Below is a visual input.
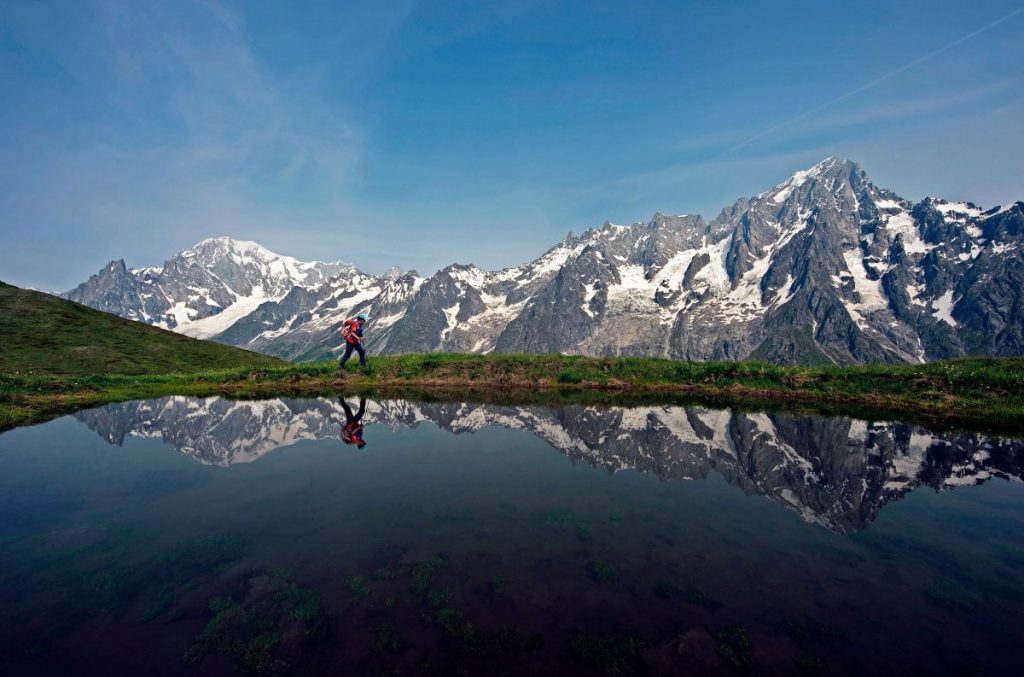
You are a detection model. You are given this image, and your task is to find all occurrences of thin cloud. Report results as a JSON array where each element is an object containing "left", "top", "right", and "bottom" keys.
[
  {"left": 571, "top": 146, "right": 836, "bottom": 210},
  {"left": 672, "top": 79, "right": 1017, "bottom": 157},
  {"left": 727, "top": 5, "right": 1024, "bottom": 153},
  {"left": 1, "top": 0, "right": 365, "bottom": 285},
  {"left": 784, "top": 79, "right": 1022, "bottom": 136}
]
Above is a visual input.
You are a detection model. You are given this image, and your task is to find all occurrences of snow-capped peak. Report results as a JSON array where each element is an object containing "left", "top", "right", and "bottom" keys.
[
  {"left": 184, "top": 236, "right": 330, "bottom": 267},
  {"left": 925, "top": 199, "right": 983, "bottom": 219},
  {"left": 64, "top": 157, "right": 1023, "bottom": 365},
  {"left": 764, "top": 157, "right": 852, "bottom": 205},
  {"left": 176, "top": 236, "right": 358, "bottom": 289}
]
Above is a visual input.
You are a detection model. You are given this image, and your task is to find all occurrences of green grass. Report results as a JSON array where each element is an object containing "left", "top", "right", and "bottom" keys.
[
  {"left": 1, "top": 288, "right": 1023, "bottom": 435},
  {"left": 2, "top": 353, "right": 1024, "bottom": 433},
  {"left": 0, "top": 280, "right": 283, "bottom": 376}
]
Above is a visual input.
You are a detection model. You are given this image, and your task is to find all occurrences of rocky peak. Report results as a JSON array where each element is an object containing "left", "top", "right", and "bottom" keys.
[
  {"left": 648, "top": 212, "right": 703, "bottom": 230},
  {"left": 63, "top": 259, "right": 143, "bottom": 319},
  {"left": 980, "top": 201, "right": 1024, "bottom": 240},
  {"left": 106, "top": 259, "right": 130, "bottom": 275},
  {"left": 61, "top": 158, "right": 1024, "bottom": 365}
]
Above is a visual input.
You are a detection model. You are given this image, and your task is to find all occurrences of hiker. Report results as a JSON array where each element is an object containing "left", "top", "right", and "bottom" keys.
[
  {"left": 339, "top": 313, "right": 368, "bottom": 367},
  {"left": 340, "top": 396, "right": 367, "bottom": 449}
]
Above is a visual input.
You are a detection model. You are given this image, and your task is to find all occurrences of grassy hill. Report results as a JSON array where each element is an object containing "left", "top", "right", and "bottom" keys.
[{"left": 0, "top": 281, "right": 284, "bottom": 375}]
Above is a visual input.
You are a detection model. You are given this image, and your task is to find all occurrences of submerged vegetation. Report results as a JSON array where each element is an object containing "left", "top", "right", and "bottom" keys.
[
  {"left": 2, "top": 353, "right": 1023, "bottom": 433},
  {"left": 567, "top": 632, "right": 647, "bottom": 676},
  {"left": 340, "top": 553, "right": 547, "bottom": 673},
  {"left": 184, "top": 570, "right": 330, "bottom": 674}
]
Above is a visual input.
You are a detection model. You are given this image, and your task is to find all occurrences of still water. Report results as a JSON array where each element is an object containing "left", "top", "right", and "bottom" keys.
[{"left": 1, "top": 396, "right": 1023, "bottom": 676}]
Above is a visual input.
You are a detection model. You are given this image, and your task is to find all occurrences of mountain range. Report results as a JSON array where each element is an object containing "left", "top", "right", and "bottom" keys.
[
  {"left": 75, "top": 396, "right": 1024, "bottom": 534},
  {"left": 63, "top": 158, "right": 1024, "bottom": 364}
]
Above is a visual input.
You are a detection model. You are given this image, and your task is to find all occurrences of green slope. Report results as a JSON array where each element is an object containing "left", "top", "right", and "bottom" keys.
[{"left": 0, "top": 280, "right": 285, "bottom": 375}]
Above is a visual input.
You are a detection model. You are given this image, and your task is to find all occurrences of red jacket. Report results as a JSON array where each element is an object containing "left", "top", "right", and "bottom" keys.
[{"left": 343, "top": 319, "right": 363, "bottom": 345}]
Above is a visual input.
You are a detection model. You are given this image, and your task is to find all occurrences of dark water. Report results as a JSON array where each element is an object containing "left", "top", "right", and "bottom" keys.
[{"left": 1, "top": 397, "right": 1023, "bottom": 676}]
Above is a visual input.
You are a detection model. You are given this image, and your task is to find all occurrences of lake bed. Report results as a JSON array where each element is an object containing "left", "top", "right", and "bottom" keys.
[{"left": 1, "top": 396, "right": 1022, "bottom": 675}]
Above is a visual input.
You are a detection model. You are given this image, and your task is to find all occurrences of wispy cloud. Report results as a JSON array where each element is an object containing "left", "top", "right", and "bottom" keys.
[
  {"left": 586, "top": 75, "right": 1021, "bottom": 219},
  {"left": 0, "top": 0, "right": 367, "bottom": 285},
  {"left": 2, "top": 1, "right": 1021, "bottom": 289},
  {"left": 91, "top": 0, "right": 360, "bottom": 200},
  {"left": 727, "top": 5, "right": 1024, "bottom": 153},
  {"left": 569, "top": 146, "right": 837, "bottom": 218},
  {"left": 670, "top": 78, "right": 1017, "bottom": 157}
]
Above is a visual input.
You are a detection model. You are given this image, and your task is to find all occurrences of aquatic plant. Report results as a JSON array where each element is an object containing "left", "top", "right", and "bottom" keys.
[
  {"left": 783, "top": 615, "right": 845, "bottom": 644},
  {"left": 567, "top": 632, "right": 646, "bottom": 677},
  {"left": 409, "top": 555, "right": 448, "bottom": 595},
  {"left": 428, "top": 588, "right": 453, "bottom": 608},
  {"left": 436, "top": 607, "right": 476, "bottom": 643},
  {"left": 346, "top": 575, "right": 370, "bottom": 600},
  {"left": 287, "top": 587, "right": 323, "bottom": 624},
  {"left": 372, "top": 565, "right": 406, "bottom": 580},
  {"left": 795, "top": 655, "right": 825, "bottom": 675},
  {"left": 79, "top": 566, "right": 146, "bottom": 614},
  {"left": 185, "top": 571, "right": 329, "bottom": 673},
  {"left": 468, "top": 626, "right": 544, "bottom": 664},
  {"left": 681, "top": 586, "right": 721, "bottom": 610},
  {"left": 141, "top": 586, "right": 176, "bottom": 621},
  {"left": 715, "top": 626, "right": 753, "bottom": 670},
  {"left": 585, "top": 560, "right": 619, "bottom": 584},
  {"left": 544, "top": 509, "right": 575, "bottom": 525},
  {"left": 924, "top": 578, "right": 982, "bottom": 612},
  {"left": 185, "top": 595, "right": 282, "bottom": 673},
  {"left": 162, "top": 534, "right": 246, "bottom": 577},
  {"left": 372, "top": 622, "right": 402, "bottom": 653}
]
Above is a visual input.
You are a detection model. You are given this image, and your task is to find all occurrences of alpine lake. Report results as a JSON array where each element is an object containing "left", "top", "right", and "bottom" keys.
[{"left": 1, "top": 395, "right": 1023, "bottom": 676}]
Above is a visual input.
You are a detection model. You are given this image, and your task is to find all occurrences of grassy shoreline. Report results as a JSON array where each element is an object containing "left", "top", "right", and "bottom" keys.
[{"left": 2, "top": 354, "right": 1023, "bottom": 434}]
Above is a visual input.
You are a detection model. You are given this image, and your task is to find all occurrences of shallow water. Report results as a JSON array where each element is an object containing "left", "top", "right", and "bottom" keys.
[{"left": 1, "top": 396, "right": 1023, "bottom": 675}]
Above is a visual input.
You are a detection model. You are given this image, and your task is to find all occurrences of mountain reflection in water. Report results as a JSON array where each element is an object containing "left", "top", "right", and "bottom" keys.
[
  {"left": 3, "top": 395, "right": 1024, "bottom": 676},
  {"left": 74, "top": 396, "right": 1024, "bottom": 534}
]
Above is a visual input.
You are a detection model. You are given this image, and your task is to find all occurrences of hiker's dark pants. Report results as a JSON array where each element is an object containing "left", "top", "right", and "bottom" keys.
[
  {"left": 341, "top": 397, "right": 366, "bottom": 423},
  {"left": 339, "top": 341, "right": 366, "bottom": 366}
]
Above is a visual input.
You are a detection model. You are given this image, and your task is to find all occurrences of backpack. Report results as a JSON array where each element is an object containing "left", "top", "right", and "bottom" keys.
[{"left": 341, "top": 319, "right": 357, "bottom": 341}]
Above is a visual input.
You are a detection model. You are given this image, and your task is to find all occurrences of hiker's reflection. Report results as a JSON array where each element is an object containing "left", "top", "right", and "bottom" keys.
[{"left": 340, "top": 397, "right": 367, "bottom": 450}]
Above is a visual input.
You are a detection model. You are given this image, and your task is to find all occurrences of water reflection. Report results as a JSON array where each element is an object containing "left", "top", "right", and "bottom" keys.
[
  {"left": 4, "top": 397, "right": 1024, "bottom": 675},
  {"left": 74, "top": 397, "right": 1024, "bottom": 533},
  {"left": 339, "top": 397, "right": 368, "bottom": 450}
]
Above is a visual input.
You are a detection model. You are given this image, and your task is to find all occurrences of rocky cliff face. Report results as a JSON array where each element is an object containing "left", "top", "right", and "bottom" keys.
[
  {"left": 75, "top": 396, "right": 1024, "bottom": 534},
  {"left": 64, "top": 159, "right": 1024, "bottom": 364}
]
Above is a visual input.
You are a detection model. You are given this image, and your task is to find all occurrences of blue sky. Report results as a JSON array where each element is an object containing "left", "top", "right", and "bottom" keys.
[{"left": 1, "top": 0, "right": 1022, "bottom": 290}]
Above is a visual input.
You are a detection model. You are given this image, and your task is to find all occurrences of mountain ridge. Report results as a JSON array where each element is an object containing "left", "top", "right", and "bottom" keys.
[{"left": 62, "top": 158, "right": 1024, "bottom": 365}]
